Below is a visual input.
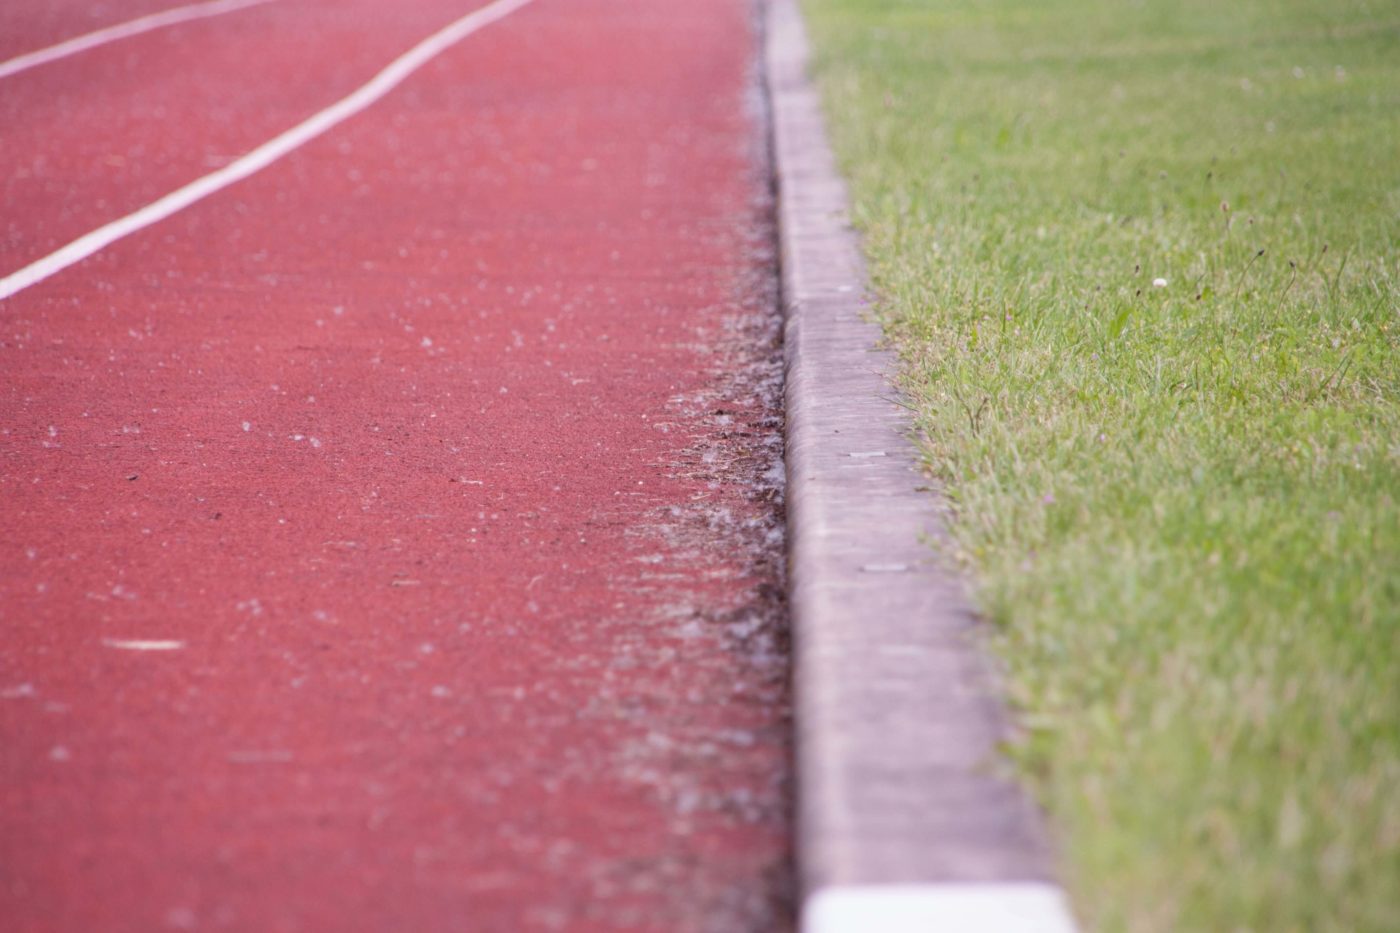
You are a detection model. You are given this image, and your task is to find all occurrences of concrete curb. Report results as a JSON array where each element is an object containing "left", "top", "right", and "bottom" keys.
[{"left": 763, "top": 0, "right": 1081, "bottom": 929}]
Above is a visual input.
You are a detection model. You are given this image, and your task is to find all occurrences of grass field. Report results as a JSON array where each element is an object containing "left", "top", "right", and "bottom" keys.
[{"left": 800, "top": 0, "right": 1400, "bottom": 928}]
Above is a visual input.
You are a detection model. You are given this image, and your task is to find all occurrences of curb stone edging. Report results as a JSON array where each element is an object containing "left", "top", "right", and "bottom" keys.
[{"left": 763, "top": 0, "right": 1081, "bottom": 929}]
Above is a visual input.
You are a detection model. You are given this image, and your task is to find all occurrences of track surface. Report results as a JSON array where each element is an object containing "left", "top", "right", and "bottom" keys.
[{"left": 0, "top": 1, "right": 791, "bottom": 930}]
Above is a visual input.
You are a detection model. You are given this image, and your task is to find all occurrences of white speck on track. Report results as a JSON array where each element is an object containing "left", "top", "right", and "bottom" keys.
[
  {"left": 0, "top": 0, "right": 279, "bottom": 82},
  {"left": 0, "top": 0, "right": 537, "bottom": 302},
  {"left": 101, "top": 638, "right": 185, "bottom": 651}
]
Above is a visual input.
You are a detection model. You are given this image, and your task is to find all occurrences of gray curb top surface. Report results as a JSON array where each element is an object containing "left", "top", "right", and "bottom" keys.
[{"left": 765, "top": 0, "right": 1060, "bottom": 894}]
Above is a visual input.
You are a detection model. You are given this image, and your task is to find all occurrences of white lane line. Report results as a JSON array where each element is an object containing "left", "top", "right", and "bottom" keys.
[
  {"left": 0, "top": 0, "right": 537, "bottom": 302},
  {"left": 102, "top": 638, "right": 186, "bottom": 651},
  {"left": 0, "top": 0, "right": 278, "bottom": 82},
  {"left": 804, "top": 884, "right": 1080, "bottom": 933}
]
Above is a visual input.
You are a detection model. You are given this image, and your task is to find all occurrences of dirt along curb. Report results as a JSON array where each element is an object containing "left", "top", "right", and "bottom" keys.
[{"left": 764, "top": 0, "right": 1081, "bottom": 929}]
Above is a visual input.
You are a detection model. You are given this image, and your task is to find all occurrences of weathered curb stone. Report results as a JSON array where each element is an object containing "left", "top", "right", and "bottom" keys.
[{"left": 763, "top": 0, "right": 1080, "bottom": 928}]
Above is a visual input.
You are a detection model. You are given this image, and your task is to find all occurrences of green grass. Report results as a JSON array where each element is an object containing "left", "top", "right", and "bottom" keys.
[{"left": 800, "top": 0, "right": 1400, "bottom": 928}]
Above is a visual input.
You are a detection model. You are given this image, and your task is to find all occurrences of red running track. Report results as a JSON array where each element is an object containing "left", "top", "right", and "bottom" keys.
[{"left": 0, "top": 1, "right": 791, "bottom": 930}]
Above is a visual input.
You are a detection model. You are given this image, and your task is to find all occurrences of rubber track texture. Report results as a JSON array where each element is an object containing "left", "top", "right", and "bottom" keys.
[{"left": 1, "top": 0, "right": 792, "bottom": 929}]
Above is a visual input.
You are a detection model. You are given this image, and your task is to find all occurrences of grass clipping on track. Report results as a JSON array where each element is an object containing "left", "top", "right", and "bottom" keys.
[{"left": 803, "top": 0, "right": 1400, "bottom": 929}]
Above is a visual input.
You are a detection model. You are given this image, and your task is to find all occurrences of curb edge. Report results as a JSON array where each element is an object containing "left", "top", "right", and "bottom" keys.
[{"left": 762, "top": 1, "right": 1081, "bottom": 929}]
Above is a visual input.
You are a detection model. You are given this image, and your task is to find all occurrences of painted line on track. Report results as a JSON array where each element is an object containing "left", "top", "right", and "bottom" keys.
[
  {"left": 805, "top": 885, "right": 1078, "bottom": 933},
  {"left": 0, "top": 0, "right": 536, "bottom": 303},
  {"left": 0, "top": 0, "right": 279, "bottom": 82},
  {"left": 101, "top": 639, "right": 186, "bottom": 651}
]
